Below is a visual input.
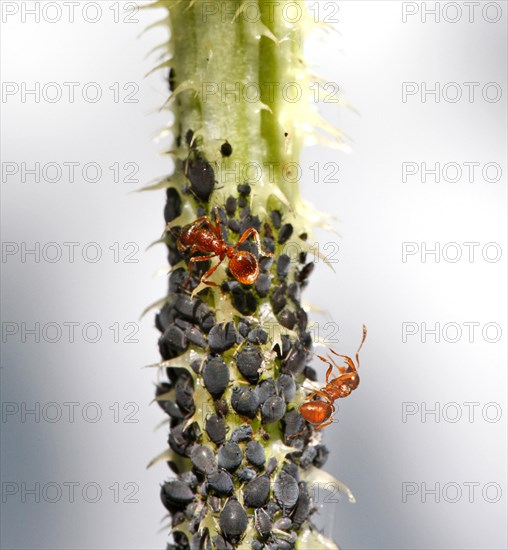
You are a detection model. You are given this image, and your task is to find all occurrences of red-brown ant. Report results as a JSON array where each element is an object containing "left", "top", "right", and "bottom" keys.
[
  {"left": 177, "top": 208, "right": 273, "bottom": 288},
  {"left": 299, "top": 325, "right": 367, "bottom": 431}
]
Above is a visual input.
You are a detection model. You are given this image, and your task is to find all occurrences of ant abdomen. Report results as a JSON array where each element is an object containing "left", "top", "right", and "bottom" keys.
[{"left": 229, "top": 251, "right": 259, "bottom": 285}]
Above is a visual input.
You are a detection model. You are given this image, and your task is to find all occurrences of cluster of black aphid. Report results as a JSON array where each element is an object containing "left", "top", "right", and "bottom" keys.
[{"left": 155, "top": 130, "right": 331, "bottom": 549}]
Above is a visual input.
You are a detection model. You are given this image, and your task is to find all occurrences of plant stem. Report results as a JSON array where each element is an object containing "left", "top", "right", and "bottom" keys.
[{"left": 146, "top": 1, "right": 347, "bottom": 548}]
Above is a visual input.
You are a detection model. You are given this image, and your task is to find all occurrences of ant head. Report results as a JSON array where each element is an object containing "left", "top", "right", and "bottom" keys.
[
  {"left": 178, "top": 223, "right": 197, "bottom": 246},
  {"left": 344, "top": 373, "right": 360, "bottom": 392},
  {"left": 229, "top": 250, "right": 259, "bottom": 285}
]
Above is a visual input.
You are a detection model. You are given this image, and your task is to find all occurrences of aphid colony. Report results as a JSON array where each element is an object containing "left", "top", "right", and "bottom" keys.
[{"left": 157, "top": 131, "right": 367, "bottom": 549}]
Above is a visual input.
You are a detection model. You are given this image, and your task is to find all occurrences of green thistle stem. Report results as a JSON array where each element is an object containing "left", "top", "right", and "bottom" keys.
[{"left": 145, "top": 1, "right": 349, "bottom": 548}]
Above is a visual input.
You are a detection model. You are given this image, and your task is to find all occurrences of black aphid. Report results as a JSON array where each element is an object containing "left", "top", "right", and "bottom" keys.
[
  {"left": 218, "top": 442, "right": 243, "bottom": 472},
  {"left": 254, "top": 273, "right": 271, "bottom": 297},
  {"left": 230, "top": 386, "right": 260, "bottom": 419},
  {"left": 292, "top": 482, "right": 312, "bottom": 528},
  {"left": 212, "top": 534, "right": 233, "bottom": 550},
  {"left": 219, "top": 498, "right": 248, "bottom": 543},
  {"left": 313, "top": 445, "right": 330, "bottom": 468},
  {"left": 221, "top": 142, "right": 233, "bottom": 157},
  {"left": 261, "top": 395, "right": 286, "bottom": 424},
  {"left": 281, "top": 344, "right": 307, "bottom": 376},
  {"left": 159, "top": 325, "right": 188, "bottom": 359},
  {"left": 205, "top": 414, "right": 226, "bottom": 446},
  {"left": 254, "top": 508, "right": 272, "bottom": 540},
  {"left": 164, "top": 188, "right": 182, "bottom": 223},
  {"left": 299, "top": 445, "right": 317, "bottom": 469},
  {"left": 230, "top": 424, "right": 253, "bottom": 443},
  {"left": 207, "top": 469, "right": 234, "bottom": 496},
  {"left": 247, "top": 327, "right": 268, "bottom": 345},
  {"left": 168, "top": 67, "right": 176, "bottom": 91},
  {"left": 237, "top": 183, "right": 251, "bottom": 196},
  {"left": 168, "top": 423, "right": 194, "bottom": 457},
  {"left": 270, "top": 284, "right": 287, "bottom": 314},
  {"left": 270, "top": 210, "right": 282, "bottom": 229},
  {"left": 274, "top": 471, "right": 299, "bottom": 510},
  {"left": 225, "top": 195, "right": 237, "bottom": 216},
  {"left": 190, "top": 445, "right": 218, "bottom": 475},
  {"left": 236, "top": 468, "right": 257, "bottom": 483},
  {"left": 245, "top": 440, "right": 266, "bottom": 469},
  {"left": 202, "top": 356, "right": 229, "bottom": 398},
  {"left": 277, "top": 223, "right": 293, "bottom": 244},
  {"left": 243, "top": 475, "right": 270, "bottom": 508},
  {"left": 266, "top": 457, "right": 278, "bottom": 476},
  {"left": 277, "top": 374, "right": 296, "bottom": 403},
  {"left": 255, "top": 378, "right": 276, "bottom": 405},
  {"left": 185, "top": 326, "right": 207, "bottom": 348},
  {"left": 276, "top": 254, "right": 291, "bottom": 279},
  {"left": 161, "top": 480, "right": 195, "bottom": 511},
  {"left": 175, "top": 375, "right": 195, "bottom": 414},
  {"left": 277, "top": 308, "right": 297, "bottom": 330},
  {"left": 187, "top": 157, "right": 215, "bottom": 202},
  {"left": 273, "top": 517, "right": 292, "bottom": 531},
  {"left": 236, "top": 467, "right": 257, "bottom": 483},
  {"left": 208, "top": 322, "right": 239, "bottom": 353},
  {"left": 282, "top": 461, "right": 300, "bottom": 482},
  {"left": 235, "top": 344, "right": 263, "bottom": 384},
  {"left": 179, "top": 471, "right": 198, "bottom": 490}
]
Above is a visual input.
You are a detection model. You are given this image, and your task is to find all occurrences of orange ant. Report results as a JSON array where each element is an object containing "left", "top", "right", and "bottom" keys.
[
  {"left": 299, "top": 325, "right": 367, "bottom": 431},
  {"left": 177, "top": 208, "right": 273, "bottom": 288}
]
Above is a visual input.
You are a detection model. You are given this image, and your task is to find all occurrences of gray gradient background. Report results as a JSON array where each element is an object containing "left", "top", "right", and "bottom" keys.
[{"left": 0, "top": 1, "right": 506, "bottom": 549}]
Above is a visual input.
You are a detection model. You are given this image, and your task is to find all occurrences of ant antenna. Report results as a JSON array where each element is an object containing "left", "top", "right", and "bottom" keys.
[{"left": 355, "top": 325, "right": 367, "bottom": 370}]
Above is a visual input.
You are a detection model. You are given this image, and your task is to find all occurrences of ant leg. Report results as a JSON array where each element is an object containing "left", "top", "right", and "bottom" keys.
[
  {"left": 190, "top": 243, "right": 213, "bottom": 255},
  {"left": 173, "top": 216, "right": 212, "bottom": 239},
  {"left": 198, "top": 256, "right": 226, "bottom": 288},
  {"left": 306, "top": 388, "right": 331, "bottom": 402},
  {"left": 211, "top": 207, "right": 224, "bottom": 239},
  {"left": 235, "top": 227, "right": 274, "bottom": 257},
  {"left": 189, "top": 254, "right": 217, "bottom": 263},
  {"left": 314, "top": 417, "right": 335, "bottom": 431},
  {"left": 182, "top": 254, "right": 217, "bottom": 289},
  {"left": 304, "top": 391, "right": 318, "bottom": 402},
  {"left": 194, "top": 217, "right": 217, "bottom": 234},
  {"left": 288, "top": 427, "right": 311, "bottom": 440}
]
